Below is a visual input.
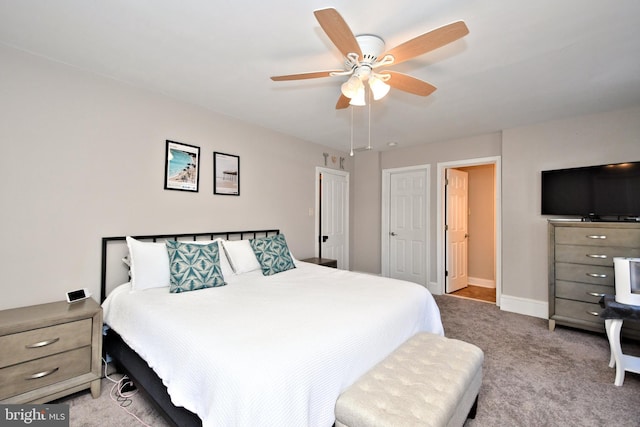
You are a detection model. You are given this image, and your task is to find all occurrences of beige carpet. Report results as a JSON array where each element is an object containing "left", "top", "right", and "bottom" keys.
[
  {"left": 61, "top": 376, "right": 170, "bottom": 427},
  {"left": 57, "top": 295, "right": 640, "bottom": 426},
  {"left": 437, "top": 295, "right": 640, "bottom": 427}
]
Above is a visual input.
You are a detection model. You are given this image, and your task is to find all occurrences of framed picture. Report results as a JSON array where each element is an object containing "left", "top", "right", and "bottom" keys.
[
  {"left": 214, "top": 152, "right": 240, "bottom": 195},
  {"left": 164, "top": 140, "right": 200, "bottom": 192}
]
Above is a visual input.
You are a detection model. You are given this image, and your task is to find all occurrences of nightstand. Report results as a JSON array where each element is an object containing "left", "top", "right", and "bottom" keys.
[
  {"left": 301, "top": 257, "right": 338, "bottom": 268},
  {"left": 0, "top": 298, "right": 102, "bottom": 403}
]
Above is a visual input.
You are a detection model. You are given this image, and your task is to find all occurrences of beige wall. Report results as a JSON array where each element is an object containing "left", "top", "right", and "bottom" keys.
[
  {"left": 366, "top": 107, "right": 640, "bottom": 314},
  {"left": 502, "top": 106, "right": 640, "bottom": 303},
  {"left": 2, "top": 43, "right": 640, "bottom": 317},
  {"left": 352, "top": 150, "right": 381, "bottom": 273},
  {"left": 0, "top": 45, "right": 351, "bottom": 310},
  {"left": 459, "top": 164, "right": 495, "bottom": 285},
  {"left": 378, "top": 133, "right": 503, "bottom": 284}
]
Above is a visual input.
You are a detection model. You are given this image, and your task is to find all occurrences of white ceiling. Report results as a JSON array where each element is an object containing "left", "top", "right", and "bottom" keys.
[{"left": 1, "top": 0, "right": 639, "bottom": 152}]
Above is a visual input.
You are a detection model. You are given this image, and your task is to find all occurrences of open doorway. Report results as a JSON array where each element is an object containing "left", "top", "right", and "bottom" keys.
[{"left": 437, "top": 157, "right": 501, "bottom": 305}]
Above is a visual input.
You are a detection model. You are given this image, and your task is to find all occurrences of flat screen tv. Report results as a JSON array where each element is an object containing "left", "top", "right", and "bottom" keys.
[{"left": 541, "top": 161, "right": 640, "bottom": 219}]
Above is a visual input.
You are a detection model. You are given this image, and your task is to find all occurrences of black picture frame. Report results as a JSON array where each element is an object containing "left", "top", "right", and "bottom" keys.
[
  {"left": 164, "top": 140, "right": 200, "bottom": 192},
  {"left": 213, "top": 152, "right": 240, "bottom": 196}
]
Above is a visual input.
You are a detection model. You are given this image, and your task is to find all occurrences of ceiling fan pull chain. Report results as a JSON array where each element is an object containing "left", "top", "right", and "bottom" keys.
[
  {"left": 367, "top": 88, "right": 372, "bottom": 150},
  {"left": 350, "top": 105, "right": 354, "bottom": 157}
]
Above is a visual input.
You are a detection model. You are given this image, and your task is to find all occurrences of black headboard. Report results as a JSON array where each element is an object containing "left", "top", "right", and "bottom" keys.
[{"left": 100, "top": 229, "right": 279, "bottom": 302}]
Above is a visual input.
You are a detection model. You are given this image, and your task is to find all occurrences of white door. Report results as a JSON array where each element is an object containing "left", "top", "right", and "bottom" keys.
[
  {"left": 388, "top": 169, "right": 427, "bottom": 285},
  {"left": 446, "top": 168, "right": 469, "bottom": 293},
  {"left": 317, "top": 168, "right": 349, "bottom": 269}
]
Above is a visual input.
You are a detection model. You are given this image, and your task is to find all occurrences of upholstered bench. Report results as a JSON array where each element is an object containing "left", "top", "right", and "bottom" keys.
[{"left": 335, "top": 332, "right": 484, "bottom": 427}]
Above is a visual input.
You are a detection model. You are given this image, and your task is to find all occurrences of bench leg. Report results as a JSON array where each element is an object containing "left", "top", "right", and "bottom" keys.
[{"left": 467, "top": 395, "right": 479, "bottom": 419}]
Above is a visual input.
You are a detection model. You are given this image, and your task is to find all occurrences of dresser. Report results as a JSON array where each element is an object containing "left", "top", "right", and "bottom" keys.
[
  {"left": 548, "top": 221, "right": 640, "bottom": 338},
  {"left": 0, "top": 299, "right": 102, "bottom": 403}
]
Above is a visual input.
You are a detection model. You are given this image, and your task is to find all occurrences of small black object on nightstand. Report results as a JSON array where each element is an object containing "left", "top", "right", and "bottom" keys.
[{"left": 300, "top": 257, "right": 338, "bottom": 268}]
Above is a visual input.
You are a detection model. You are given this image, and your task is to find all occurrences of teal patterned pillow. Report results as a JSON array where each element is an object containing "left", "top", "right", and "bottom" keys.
[
  {"left": 250, "top": 234, "right": 296, "bottom": 276},
  {"left": 165, "top": 240, "right": 226, "bottom": 293}
]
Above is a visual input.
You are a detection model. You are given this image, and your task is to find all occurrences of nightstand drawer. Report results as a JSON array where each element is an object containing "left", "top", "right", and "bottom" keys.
[
  {"left": 0, "top": 346, "right": 91, "bottom": 400},
  {"left": 0, "top": 319, "right": 92, "bottom": 368},
  {"left": 0, "top": 299, "right": 102, "bottom": 403}
]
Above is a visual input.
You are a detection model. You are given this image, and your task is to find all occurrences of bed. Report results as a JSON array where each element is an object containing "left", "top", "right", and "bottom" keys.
[{"left": 100, "top": 229, "right": 444, "bottom": 427}]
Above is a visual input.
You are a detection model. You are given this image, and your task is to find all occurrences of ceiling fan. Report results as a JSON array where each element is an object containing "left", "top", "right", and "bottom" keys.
[{"left": 271, "top": 8, "right": 469, "bottom": 109}]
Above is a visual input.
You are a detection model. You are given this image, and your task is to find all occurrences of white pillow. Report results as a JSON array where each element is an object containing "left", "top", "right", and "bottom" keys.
[
  {"left": 126, "top": 236, "right": 170, "bottom": 291},
  {"left": 222, "top": 239, "right": 261, "bottom": 274},
  {"left": 191, "top": 238, "right": 234, "bottom": 278}
]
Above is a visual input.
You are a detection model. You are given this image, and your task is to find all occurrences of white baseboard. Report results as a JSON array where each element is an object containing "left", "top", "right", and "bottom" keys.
[
  {"left": 468, "top": 277, "right": 495, "bottom": 288},
  {"left": 499, "top": 294, "right": 548, "bottom": 319},
  {"left": 428, "top": 281, "right": 441, "bottom": 295}
]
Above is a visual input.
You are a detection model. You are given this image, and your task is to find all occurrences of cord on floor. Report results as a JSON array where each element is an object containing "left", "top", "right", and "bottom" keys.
[{"left": 102, "top": 357, "right": 152, "bottom": 427}]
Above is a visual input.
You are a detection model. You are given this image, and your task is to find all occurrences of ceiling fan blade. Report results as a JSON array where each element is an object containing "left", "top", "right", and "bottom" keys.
[
  {"left": 384, "top": 71, "right": 437, "bottom": 96},
  {"left": 271, "top": 70, "right": 343, "bottom": 81},
  {"left": 336, "top": 94, "right": 351, "bottom": 109},
  {"left": 382, "top": 21, "right": 469, "bottom": 66},
  {"left": 314, "top": 8, "right": 362, "bottom": 58}
]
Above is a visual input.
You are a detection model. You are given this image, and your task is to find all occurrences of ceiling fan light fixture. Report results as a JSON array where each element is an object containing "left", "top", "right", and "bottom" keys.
[
  {"left": 271, "top": 8, "right": 469, "bottom": 110},
  {"left": 369, "top": 75, "right": 390, "bottom": 100},
  {"left": 349, "top": 86, "right": 366, "bottom": 106},
  {"left": 341, "top": 75, "right": 363, "bottom": 98}
]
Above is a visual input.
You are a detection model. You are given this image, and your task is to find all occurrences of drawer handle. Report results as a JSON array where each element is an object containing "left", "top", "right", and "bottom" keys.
[
  {"left": 586, "top": 273, "right": 607, "bottom": 278},
  {"left": 26, "top": 367, "right": 59, "bottom": 380},
  {"left": 586, "top": 254, "right": 607, "bottom": 259},
  {"left": 586, "top": 235, "right": 607, "bottom": 239},
  {"left": 587, "top": 292, "right": 606, "bottom": 297},
  {"left": 586, "top": 310, "right": 601, "bottom": 317},
  {"left": 25, "top": 337, "right": 60, "bottom": 349}
]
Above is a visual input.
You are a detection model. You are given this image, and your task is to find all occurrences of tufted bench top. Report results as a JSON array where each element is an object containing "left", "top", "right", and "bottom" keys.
[{"left": 335, "top": 332, "right": 484, "bottom": 427}]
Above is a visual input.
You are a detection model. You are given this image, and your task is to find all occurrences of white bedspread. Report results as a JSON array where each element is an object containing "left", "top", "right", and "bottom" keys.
[{"left": 102, "top": 261, "right": 443, "bottom": 427}]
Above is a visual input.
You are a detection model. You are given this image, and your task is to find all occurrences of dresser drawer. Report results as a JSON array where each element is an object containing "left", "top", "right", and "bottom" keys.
[
  {"left": 554, "top": 299, "right": 604, "bottom": 325},
  {"left": 554, "top": 299, "right": 640, "bottom": 332},
  {"left": 555, "top": 245, "right": 640, "bottom": 267},
  {"left": 0, "top": 319, "right": 92, "bottom": 368},
  {"left": 555, "top": 227, "right": 640, "bottom": 248},
  {"left": 555, "top": 262, "right": 614, "bottom": 286},
  {"left": 555, "top": 280, "right": 613, "bottom": 303},
  {"left": 0, "top": 346, "right": 91, "bottom": 400}
]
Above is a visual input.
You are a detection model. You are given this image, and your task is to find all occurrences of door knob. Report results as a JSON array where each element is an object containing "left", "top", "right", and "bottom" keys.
[
  {"left": 322, "top": 235, "right": 329, "bottom": 242},
  {"left": 390, "top": 232, "right": 397, "bottom": 236}
]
